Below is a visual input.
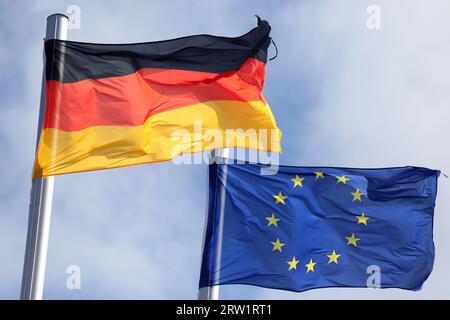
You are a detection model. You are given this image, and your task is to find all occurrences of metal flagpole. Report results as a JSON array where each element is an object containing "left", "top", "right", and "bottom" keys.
[
  {"left": 198, "top": 147, "right": 273, "bottom": 300},
  {"left": 198, "top": 148, "right": 231, "bottom": 300},
  {"left": 20, "top": 13, "right": 69, "bottom": 300}
]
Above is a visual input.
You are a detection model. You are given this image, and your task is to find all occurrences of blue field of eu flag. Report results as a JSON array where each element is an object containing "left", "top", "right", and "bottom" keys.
[{"left": 200, "top": 163, "right": 440, "bottom": 293}]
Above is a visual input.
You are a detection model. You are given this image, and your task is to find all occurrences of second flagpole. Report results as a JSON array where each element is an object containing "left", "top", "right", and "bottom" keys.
[{"left": 198, "top": 148, "right": 231, "bottom": 300}]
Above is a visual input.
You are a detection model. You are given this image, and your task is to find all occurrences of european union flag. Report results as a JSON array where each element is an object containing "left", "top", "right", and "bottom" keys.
[{"left": 200, "top": 163, "right": 440, "bottom": 293}]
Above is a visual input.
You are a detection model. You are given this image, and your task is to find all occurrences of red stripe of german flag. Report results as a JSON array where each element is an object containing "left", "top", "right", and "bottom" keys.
[
  {"left": 44, "top": 58, "right": 266, "bottom": 131},
  {"left": 34, "top": 19, "right": 281, "bottom": 178}
]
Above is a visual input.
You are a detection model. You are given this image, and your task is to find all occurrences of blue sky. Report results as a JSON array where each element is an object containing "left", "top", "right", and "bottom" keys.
[{"left": 0, "top": 0, "right": 449, "bottom": 299}]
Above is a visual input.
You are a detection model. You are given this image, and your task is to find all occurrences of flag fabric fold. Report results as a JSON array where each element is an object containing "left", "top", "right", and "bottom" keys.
[
  {"left": 34, "top": 20, "right": 281, "bottom": 178},
  {"left": 200, "top": 163, "right": 439, "bottom": 293}
]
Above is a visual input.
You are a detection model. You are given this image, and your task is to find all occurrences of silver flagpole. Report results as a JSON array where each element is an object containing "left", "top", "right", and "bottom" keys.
[
  {"left": 20, "top": 13, "right": 69, "bottom": 300},
  {"left": 198, "top": 148, "right": 231, "bottom": 300}
]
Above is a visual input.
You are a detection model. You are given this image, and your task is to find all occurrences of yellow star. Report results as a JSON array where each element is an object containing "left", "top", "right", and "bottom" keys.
[
  {"left": 346, "top": 233, "right": 360, "bottom": 246},
  {"left": 327, "top": 250, "right": 341, "bottom": 264},
  {"left": 305, "top": 259, "right": 317, "bottom": 273},
  {"left": 271, "top": 238, "right": 285, "bottom": 252},
  {"left": 336, "top": 175, "right": 350, "bottom": 184},
  {"left": 356, "top": 213, "right": 369, "bottom": 226},
  {"left": 273, "top": 191, "right": 288, "bottom": 205},
  {"left": 291, "top": 175, "right": 304, "bottom": 188},
  {"left": 287, "top": 257, "right": 299, "bottom": 270},
  {"left": 314, "top": 171, "right": 325, "bottom": 179},
  {"left": 266, "top": 213, "right": 280, "bottom": 227},
  {"left": 351, "top": 189, "right": 364, "bottom": 202}
]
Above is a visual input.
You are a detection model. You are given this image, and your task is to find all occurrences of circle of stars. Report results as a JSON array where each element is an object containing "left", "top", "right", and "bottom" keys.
[{"left": 265, "top": 171, "right": 372, "bottom": 275}]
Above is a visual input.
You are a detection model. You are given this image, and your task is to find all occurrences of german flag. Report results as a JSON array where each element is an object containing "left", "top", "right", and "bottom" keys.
[{"left": 33, "top": 19, "right": 281, "bottom": 178}]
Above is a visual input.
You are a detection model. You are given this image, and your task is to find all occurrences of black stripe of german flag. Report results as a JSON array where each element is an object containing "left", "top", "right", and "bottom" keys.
[
  {"left": 45, "top": 20, "right": 271, "bottom": 83},
  {"left": 34, "top": 19, "right": 281, "bottom": 178}
]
